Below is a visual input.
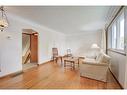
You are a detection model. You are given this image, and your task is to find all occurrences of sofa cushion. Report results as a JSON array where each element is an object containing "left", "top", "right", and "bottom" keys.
[
  {"left": 100, "top": 53, "right": 111, "bottom": 64},
  {"left": 83, "top": 58, "right": 98, "bottom": 64},
  {"left": 83, "top": 51, "right": 111, "bottom": 64}
]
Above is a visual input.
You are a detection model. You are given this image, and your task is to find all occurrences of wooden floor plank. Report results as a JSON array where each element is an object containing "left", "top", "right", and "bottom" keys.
[{"left": 0, "top": 60, "right": 121, "bottom": 89}]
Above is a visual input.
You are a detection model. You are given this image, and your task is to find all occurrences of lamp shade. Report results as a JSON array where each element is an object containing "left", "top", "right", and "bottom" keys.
[{"left": 91, "top": 44, "right": 100, "bottom": 49}]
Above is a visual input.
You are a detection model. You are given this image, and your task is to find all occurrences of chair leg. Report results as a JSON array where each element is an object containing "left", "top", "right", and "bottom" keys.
[
  {"left": 53, "top": 57, "right": 54, "bottom": 62},
  {"left": 56, "top": 58, "right": 57, "bottom": 63},
  {"left": 73, "top": 62, "right": 75, "bottom": 69},
  {"left": 53, "top": 57, "right": 56, "bottom": 63},
  {"left": 64, "top": 60, "right": 66, "bottom": 67},
  {"left": 60, "top": 57, "right": 63, "bottom": 64},
  {"left": 78, "top": 59, "right": 80, "bottom": 67}
]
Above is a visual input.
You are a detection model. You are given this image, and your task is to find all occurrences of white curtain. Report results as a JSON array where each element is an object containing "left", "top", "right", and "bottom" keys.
[
  {"left": 125, "top": 7, "right": 127, "bottom": 54},
  {"left": 101, "top": 29, "right": 106, "bottom": 53}
]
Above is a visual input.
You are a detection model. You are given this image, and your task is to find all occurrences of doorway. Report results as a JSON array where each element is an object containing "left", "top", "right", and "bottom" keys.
[{"left": 22, "top": 29, "right": 38, "bottom": 70}]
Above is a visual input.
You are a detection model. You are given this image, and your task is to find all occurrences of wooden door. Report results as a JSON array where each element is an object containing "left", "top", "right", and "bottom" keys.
[{"left": 30, "top": 34, "right": 38, "bottom": 63}]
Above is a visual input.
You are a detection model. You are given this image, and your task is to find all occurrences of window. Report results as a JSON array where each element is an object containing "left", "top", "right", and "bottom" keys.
[
  {"left": 119, "top": 15, "right": 124, "bottom": 50},
  {"left": 110, "top": 12, "right": 125, "bottom": 51},
  {"left": 112, "top": 23, "right": 117, "bottom": 49}
]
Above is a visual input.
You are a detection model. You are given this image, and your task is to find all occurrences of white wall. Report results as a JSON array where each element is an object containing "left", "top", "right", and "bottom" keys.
[
  {"left": 124, "top": 7, "right": 127, "bottom": 89},
  {"left": 107, "top": 27, "right": 127, "bottom": 88},
  {"left": 65, "top": 31, "right": 102, "bottom": 57},
  {"left": 125, "top": 58, "right": 127, "bottom": 88},
  {"left": 107, "top": 51, "right": 126, "bottom": 88},
  {"left": 0, "top": 31, "right": 22, "bottom": 77},
  {"left": 0, "top": 13, "right": 101, "bottom": 77},
  {"left": 0, "top": 13, "right": 66, "bottom": 77}
]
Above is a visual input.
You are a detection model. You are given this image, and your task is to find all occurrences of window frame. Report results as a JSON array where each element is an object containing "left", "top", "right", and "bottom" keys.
[
  {"left": 108, "top": 8, "right": 125, "bottom": 53},
  {"left": 118, "top": 14, "right": 124, "bottom": 50}
]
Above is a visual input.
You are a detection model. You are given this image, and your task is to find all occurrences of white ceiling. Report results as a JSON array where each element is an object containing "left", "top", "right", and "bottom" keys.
[{"left": 6, "top": 6, "right": 115, "bottom": 34}]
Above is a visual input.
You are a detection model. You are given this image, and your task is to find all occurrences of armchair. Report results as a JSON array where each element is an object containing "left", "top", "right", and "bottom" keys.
[{"left": 80, "top": 52, "right": 111, "bottom": 82}]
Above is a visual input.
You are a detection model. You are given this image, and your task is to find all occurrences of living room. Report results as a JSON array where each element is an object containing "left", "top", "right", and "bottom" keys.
[{"left": 0, "top": 5, "right": 127, "bottom": 91}]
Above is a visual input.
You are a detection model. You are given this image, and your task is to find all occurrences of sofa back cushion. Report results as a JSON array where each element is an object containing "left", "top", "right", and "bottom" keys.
[
  {"left": 96, "top": 53, "right": 100, "bottom": 61},
  {"left": 96, "top": 51, "right": 111, "bottom": 64},
  {"left": 101, "top": 53, "right": 111, "bottom": 64},
  {"left": 96, "top": 52, "right": 102, "bottom": 63}
]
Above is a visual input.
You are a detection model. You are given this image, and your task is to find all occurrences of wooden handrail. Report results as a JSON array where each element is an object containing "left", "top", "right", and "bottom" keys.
[
  {"left": 22, "top": 46, "right": 31, "bottom": 64},
  {"left": 24, "top": 46, "right": 30, "bottom": 57}
]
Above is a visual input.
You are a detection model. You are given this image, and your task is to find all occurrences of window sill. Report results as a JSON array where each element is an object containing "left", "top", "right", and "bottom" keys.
[{"left": 107, "top": 48, "right": 126, "bottom": 56}]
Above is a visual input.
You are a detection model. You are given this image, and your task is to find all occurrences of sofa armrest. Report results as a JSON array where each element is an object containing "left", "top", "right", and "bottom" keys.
[
  {"left": 84, "top": 61, "right": 99, "bottom": 64},
  {"left": 82, "top": 58, "right": 98, "bottom": 64},
  {"left": 81, "top": 62, "right": 109, "bottom": 66},
  {"left": 79, "top": 62, "right": 109, "bottom": 82}
]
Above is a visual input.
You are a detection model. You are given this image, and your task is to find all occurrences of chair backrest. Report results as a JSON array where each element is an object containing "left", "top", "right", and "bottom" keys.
[
  {"left": 67, "top": 49, "right": 72, "bottom": 57},
  {"left": 52, "top": 48, "right": 58, "bottom": 57}
]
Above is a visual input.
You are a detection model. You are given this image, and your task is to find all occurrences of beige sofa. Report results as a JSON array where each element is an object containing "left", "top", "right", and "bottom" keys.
[{"left": 80, "top": 52, "right": 111, "bottom": 82}]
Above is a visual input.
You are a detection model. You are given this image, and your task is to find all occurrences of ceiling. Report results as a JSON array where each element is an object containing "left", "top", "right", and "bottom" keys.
[{"left": 6, "top": 6, "right": 118, "bottom": 34}]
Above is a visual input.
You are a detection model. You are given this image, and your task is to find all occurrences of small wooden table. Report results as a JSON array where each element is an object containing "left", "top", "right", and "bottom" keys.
[{"left": 64, "top": 57, "right": 79, "bottom": 69}]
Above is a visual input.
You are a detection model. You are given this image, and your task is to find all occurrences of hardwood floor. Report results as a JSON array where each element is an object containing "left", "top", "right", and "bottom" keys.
[{"left": 0, "top": 60, "right": 121, "bottom": 89}]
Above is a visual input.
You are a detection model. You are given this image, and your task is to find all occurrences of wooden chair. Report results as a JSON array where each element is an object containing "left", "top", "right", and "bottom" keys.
[
  {"left": 52, "top": 48, "right": 62, "bottom": 63},
  {"left": 67, "top": 48, "right": 72, "bottom": 57}
]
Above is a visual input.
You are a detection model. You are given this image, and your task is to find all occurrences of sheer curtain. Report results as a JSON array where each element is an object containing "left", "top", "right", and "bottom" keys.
[
  {"left": 125, "top": 7, "right": 127, "bottom": 54},
  {"left": 125, "top": 7, "right": 127, "bottom": 89},
  {"left": 101, "top": 29, "right": 106, "bottom": 53}
]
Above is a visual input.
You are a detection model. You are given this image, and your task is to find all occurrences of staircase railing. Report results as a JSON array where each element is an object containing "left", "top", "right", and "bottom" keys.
[{"left": 22, "top": 46, "right": 30, "bottom": 64}]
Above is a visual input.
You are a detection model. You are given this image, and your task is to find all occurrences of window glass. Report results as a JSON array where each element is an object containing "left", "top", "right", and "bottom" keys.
[
  {"left": 119, "top": 15, "right": 124, "bottom": 50},
  {"left": 110, "top": 11, "right": 125, "bottom": 51},
  {"left": 112, "top": 23, "right": 117, "bottom": 49}
]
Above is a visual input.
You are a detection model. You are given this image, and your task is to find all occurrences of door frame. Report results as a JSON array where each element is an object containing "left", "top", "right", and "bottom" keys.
[
  {"left": 22, "top": 29, "right": 39, "bottom": 70},
  {"left": 30, "top": 33, "right": 38, "bottom": 63}
]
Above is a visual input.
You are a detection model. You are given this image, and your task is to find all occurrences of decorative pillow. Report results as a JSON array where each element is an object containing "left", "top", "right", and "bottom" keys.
[
  {"left": 96, "top": 53, "right": 103, "bottom": 63},
  {"left": 101, "top": 53, "right": 111, "bottom": 64},
  {"left": 96, "top": 52, "right": 102, "bottom": 61}
]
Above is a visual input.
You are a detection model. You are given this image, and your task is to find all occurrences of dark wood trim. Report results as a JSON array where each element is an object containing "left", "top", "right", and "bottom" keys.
[
  {"left": 109, "top": 69, "right": 123, "bottom": 89},
  {"left": 30, "top": 33, "right": 38, "bottom": 63},
  {"left": 22, "top": 32, "right": 38, "bottom": 35},
  {"left": 107, "top": 49, "right": 126, "bottom": 56},
  {"left": 22, "top": 33, "right": 32, "bottom": 35},
  {"left": 106, "top": 28, "right": 108, "bottom": 54},
  {"left": 107, "top": 6, "right": 124, "bottom": 29},
  {"left": 0, "top": 70, "right": 23, "bottom": 79},
  {"left": 106, "top": 6, "right": 124, "bottom": 54},
  {"left": 106, "top": 6, "right": 126, "bottom": 55},
  {"left": 105, "top": 6, "right": 124, "bottom": 54}
]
